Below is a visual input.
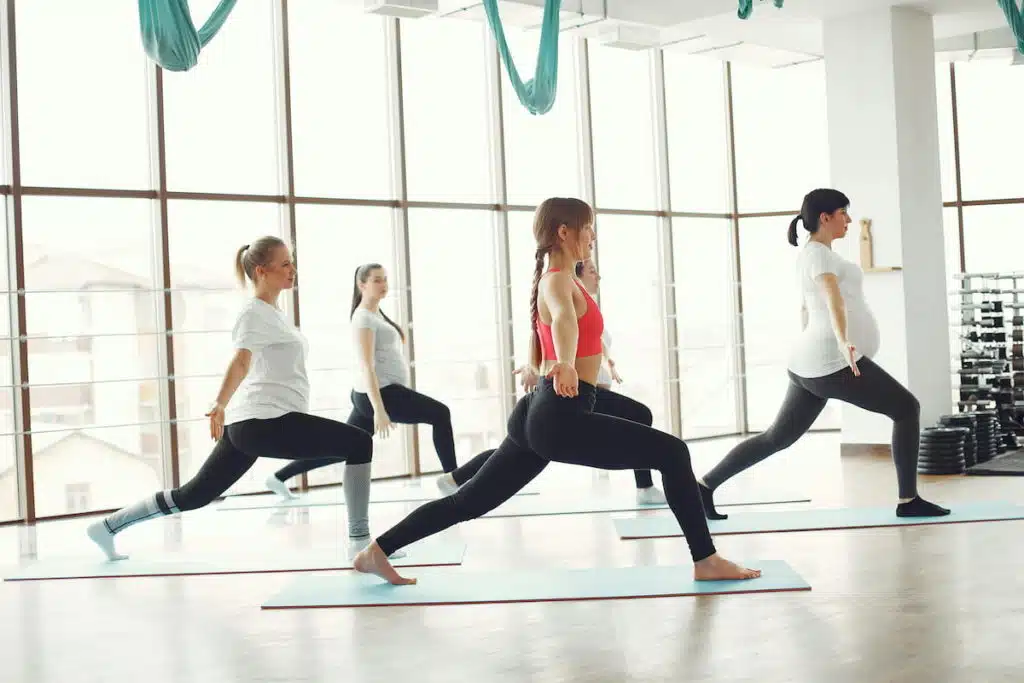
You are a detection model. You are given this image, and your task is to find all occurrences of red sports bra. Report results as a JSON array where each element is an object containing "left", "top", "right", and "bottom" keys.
[{"left": 536, "top": 269, "right": 604, "bottom": 361}]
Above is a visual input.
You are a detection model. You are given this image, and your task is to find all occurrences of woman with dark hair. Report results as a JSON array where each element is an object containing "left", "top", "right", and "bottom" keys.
[
  {"left": 696, "top": 188, "right": 949, "bottom": 521},
  {"left": 353, "top": 197, "right": 761, "bottom": 586},
  {"left": 266, "top": 263, "right": 458, "bottom": 499},
  {"left": 437, "top": 257, "right": 667, "bottom": 505},
  {"left": 87, "top": 237, "right": 379, "bottom": 561}
]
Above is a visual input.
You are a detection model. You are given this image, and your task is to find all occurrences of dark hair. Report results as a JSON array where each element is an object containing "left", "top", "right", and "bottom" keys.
[
  {"left": 788, "top": 188, "right": 850, "bottom": 247},
  {"left": 574, "top": 261, "right": 585, "bottom": 278},
  {"left": 529, "top": 197, "right": 595, "bottom": 370},
  {"left": 351, "top": 263, "right": 405, "bottom": 342},
  {"left": 234, "top": 236, "right": 287, "bottom": 287}
]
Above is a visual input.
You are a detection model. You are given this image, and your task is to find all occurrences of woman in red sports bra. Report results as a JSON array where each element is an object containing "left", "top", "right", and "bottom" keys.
[{"left": 353, "top": 197, "right": 761, "bottom": 586}]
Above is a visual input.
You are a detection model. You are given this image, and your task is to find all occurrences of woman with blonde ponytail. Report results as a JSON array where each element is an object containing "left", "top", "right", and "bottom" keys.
[
  {"left": 352, "top": 197, "right": 761, "bottom": 586},
  {"left": 87, "top": 237, "right": 386, "bottom": 562}
]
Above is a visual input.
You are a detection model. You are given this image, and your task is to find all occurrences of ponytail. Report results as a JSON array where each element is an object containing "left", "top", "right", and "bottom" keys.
[
  {"left": 349, "top": 266, "right": 363, "bottom": 319},
  {"left": 787, "top": 216, "right": 802, "bottom": 247},
  {"left": 235, "top": 245, "right": 249, "bottom": 287},
  {"left": 528, "top": 248, "right": 546, "bottom": 371}
]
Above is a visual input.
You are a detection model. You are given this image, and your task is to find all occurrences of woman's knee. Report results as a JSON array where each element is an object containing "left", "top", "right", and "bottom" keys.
[
  {"left": 170, "top": 484, "right": 215, "bottom": 512},
  {"left": 633, "top": 403, "right": 654, "bottom": 427},
  {"left": 428, "top": 400, "right": 452, "bottom": 427},
  {"left": 346, "top": 429, "right": 374, "bottom": 465},
  {"left": 896, "top": 392, "right": 920, "bottom": 422}
]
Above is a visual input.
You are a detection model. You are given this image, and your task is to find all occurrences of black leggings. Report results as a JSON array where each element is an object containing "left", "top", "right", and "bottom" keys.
[
  {"left": 274, "top": 384, "right": 457, "bottom": 481},
  {"left": 701, "top": 357, "right": 921, "bottom": 498},
  {"left": 173, "top": 412, "right": 372, "bottom": 512},
  {"left": 452, "top": 387, "right": 656, "bottom": 489},
  {"left": 376, "top": 379, "right": 716, "bottom": 563}
]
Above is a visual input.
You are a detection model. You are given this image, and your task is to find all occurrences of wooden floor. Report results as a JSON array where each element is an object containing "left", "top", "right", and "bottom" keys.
[{"left": 1, "top": 431, "right": 1022, "bottom": 683}]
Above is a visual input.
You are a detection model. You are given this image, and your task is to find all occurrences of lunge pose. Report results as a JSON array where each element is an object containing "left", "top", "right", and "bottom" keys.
[
  {"left": 437, "top": 258, "right": 667, "bottom": 505},
  {"left": 265, "top": 263, "right": 458, "bottom": 499},
  {"left": 696, "top": 189, "right": 950, "bottom": 520},
  {"left": 86, "top": 237, "right": 380, "bottom": 560},
  {"left": 353, "top": 197, "right": 761, "bottom": 585}
]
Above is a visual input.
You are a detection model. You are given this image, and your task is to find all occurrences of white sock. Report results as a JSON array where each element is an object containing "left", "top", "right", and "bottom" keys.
[
  {"left": 436, "top": 473, "right": 460, "bottom": 496},
  {"left": 86, "top": 521, "right": 128, "bottom": 561},
  {"left": 265, "top": 474, "right": 298, "bottom": 500},
  {"left": 636, "top": 486, "right": 667, "bottom": 506}
]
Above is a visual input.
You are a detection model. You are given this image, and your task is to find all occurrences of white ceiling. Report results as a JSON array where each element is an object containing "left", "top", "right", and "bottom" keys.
[{"left": 401, "top": 0, "right": 1020, "bottom": 66}]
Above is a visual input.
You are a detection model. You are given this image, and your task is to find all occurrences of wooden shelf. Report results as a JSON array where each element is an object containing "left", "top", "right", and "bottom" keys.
[{"left": 863, "top": 266, "right": 903, "bottom": 273}]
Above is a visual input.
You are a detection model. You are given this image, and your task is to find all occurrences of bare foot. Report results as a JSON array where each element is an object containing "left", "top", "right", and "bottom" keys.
[
  {"left": 352, "top": 541, "right": 417, "bottom": 586},
  {"left": 693, "top": 553, "right": 761, "bottom": 581}
]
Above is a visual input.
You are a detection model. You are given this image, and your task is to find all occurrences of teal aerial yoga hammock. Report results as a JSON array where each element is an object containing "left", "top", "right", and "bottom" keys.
[
  {"left": 481, "top": 0, "right": 561, "bottom": 115},
  {"left": 736, "top": 0, "right": 785, "bottom": 20},
  {"left": 996, "top": 1, "right": 1024, "bottom": 53},
  {"left": 138, "top": 0, "right": 239, "bottom": 71}
]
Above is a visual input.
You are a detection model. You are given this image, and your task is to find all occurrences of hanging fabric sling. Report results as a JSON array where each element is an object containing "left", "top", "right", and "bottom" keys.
[
  {"left": 996, "top": 1, "right": 1024, "bottom": 53},
  {"left": 481, "top": 0, "right": 561, "bottom": 115},
  {"left": 138, "top": 0, "right": 239, "bottom": 72},
  {"left": 737, "top": 0, "right": 785, "bottom": 20}
]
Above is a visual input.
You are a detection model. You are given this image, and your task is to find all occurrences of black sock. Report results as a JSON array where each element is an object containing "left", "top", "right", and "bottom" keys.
[
  {"left": 698, "top": 482, "right": 728, "bottom": 520},
  {"left": 896, "top": 496, "right": 950, "bottom": 518}
]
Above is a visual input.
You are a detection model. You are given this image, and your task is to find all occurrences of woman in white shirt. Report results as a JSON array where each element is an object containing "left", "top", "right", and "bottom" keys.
[
  {"left": 696, "top": 188, "right": 949, "bottom": 521},
  {"left": 266, "top": 263, "right": 458, "bottom": 495},
  {"left": 86, "top": 237, "right": 379, "bottom": 561},
  {"left": 436, "top": 258, "right": 667, "bottom": 506}
]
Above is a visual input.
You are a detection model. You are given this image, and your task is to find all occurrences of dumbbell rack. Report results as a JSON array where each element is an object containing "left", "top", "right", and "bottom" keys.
[{"left": 949, "top": 272, "right": 1024, "bottom": 458}]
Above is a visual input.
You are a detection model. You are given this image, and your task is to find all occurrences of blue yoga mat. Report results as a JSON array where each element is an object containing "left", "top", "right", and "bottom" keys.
[
  {"left": 260, "top": 560, "right": 809, "bottom": 609},
  {"left": 2, "top": 540, "right": 465, "bottom": 582},
  {"left": 482, "top": 488, "right": 809, "bottom": 519},
  {"left": 613, "top": 501, "right": 1024, "bottom": 539},
  {"left": 217, "top": 485, "right": 539, "bottom": 512}
]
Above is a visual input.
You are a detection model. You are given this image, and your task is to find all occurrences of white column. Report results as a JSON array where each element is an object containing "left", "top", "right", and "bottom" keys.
[{"left": 823, "top": 7, "right": 951, "bottom": 445}]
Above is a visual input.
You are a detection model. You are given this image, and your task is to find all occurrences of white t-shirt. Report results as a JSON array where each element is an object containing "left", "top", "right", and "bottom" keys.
[
  {"left": 787, "top": 241, "right": 881, "bottom": 378},
  {"left": 597, "top": 328, "right": 613, "bottom": 387},
  {"left": 351, "top": 307, "right": 409, "bottom": 393},
  {"left": 225, "top": 298, "right": 310, "bottom": 425}
]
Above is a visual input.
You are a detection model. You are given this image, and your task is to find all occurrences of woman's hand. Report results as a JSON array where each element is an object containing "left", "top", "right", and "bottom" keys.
[
  {"left": 838, "top": 339, "right": 861, "bottom": 377},
  {"left": 374, "top": 410, "right": 394, "bottom": 438},
  {"left": 513, "top": 364, "right": 540, "bottom": 392},
  {"left": 609, "top": 362, "right": 623, "bottom": 384},
  {"left": 546, "top": 362, "right": 579, "bottom": 398},
  {"left": 206, "top": 403, "right": 226, "bottom": 441}
]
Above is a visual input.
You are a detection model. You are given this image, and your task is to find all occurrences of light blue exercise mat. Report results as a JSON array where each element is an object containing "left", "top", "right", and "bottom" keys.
[
  {"left": 217, "top": 485, "right": 539, "bottom": 511},
  {"left": 613, "top": 501, "right": 1024, "bottom": 539},
  {"left": 260, "top": 560, "right": 810, "bottom": 609},
  {"left": 2, "top": 540, "right": 465, "bottom": 582},
  {"left": 481, "top": 488, "right": 809, "bottom": 519}
]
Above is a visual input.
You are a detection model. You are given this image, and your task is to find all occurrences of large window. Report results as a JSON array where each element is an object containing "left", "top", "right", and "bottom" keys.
[
  {"left": 588, "top": 42, "right": 657, "bottom": 210},
  {"left": 738, "top": 216, "right": 839, "bottom": 431},
  {"left": 294, "top": 205, "right": 409, "bottom": 482},
  {"left": 400, "top": 19, "right": 492, "bottom": 203},
  {"left": 502, "top": 33, "right": 581, "bottom": 205},
  {"left": 962, "top": 205, "right": 1024, "bottom": 273},
  {"left": 664, "top": 54, "right": 731, "bottom": 213},
  {"left": 168, "top": 200, "right": 285, "bottom": 492},
  {"left": 673, "top": 218, "right": 739, "bottom": 437},
  {"left": 15, "top": 2, "right": 152, "bottom": 189},
  {"left": 408, "top": 209, "right": 503, "bottom": 471},
  {"left": 20, "top": 197, "right": 165, "bottom": 517},
  {"left": 953, "top": 61, "right": 1024, "bottom": 201},
  {"left": 288, "top": 2, "right": 393, "bottom": 200},
  {"left": 594, "top": 215, "right": 670, "bottom": 430},
  {"left": 731, "top": 61, "right": 829, "bottom": 213},
  {"left": 163, "top": 0, "right": 282, "bottom": 194}
]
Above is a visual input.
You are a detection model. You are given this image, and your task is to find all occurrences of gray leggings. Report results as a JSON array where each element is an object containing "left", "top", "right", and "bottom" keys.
[{"left": 702, "top": 357, "right": 921, "bottom": 498}]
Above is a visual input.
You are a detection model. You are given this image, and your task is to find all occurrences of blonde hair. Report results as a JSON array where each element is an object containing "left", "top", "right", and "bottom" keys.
[{"left": 234, "top": 236, "right": 286, "bottom": 287}]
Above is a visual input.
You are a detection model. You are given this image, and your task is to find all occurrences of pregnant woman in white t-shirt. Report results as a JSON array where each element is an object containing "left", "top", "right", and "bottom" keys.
[
  {"left": 267, "top": 263, "right": 458, "bottom": 495},
  {"left": 87, "top": 237, "right": 379, "bottom": 561},
  {"left": 696, "top": 188, "right": 949, "bottom": 521},
  {"left": 436, "top": 258, "right": 667, "bottom": 505}
]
